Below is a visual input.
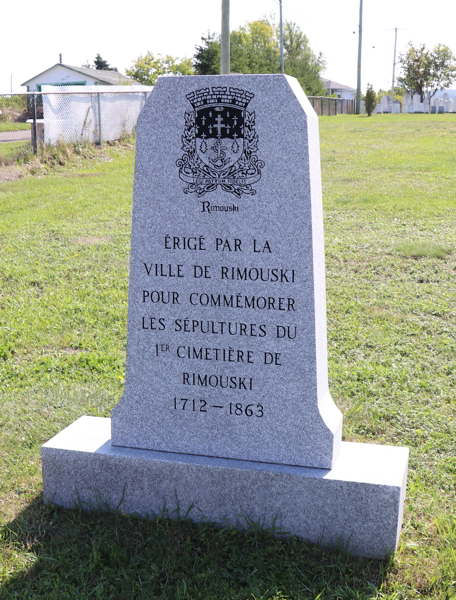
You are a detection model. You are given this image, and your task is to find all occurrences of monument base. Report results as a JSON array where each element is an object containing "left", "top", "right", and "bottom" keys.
[{"left": 41, "top": 416, "right": 408, "bottom": 559}]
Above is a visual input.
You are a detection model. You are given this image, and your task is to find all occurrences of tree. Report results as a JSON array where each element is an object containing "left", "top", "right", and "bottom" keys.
[
  {"left": 194, "top": 31, "right": 220, "bottom": 75},
  {"left": 192, "top": 18, "right": 325, "bottom": 95},
  {"left": 364, "top": 83, "right": 376, "bottom": 116},
  {"left": 397, "top": 42, "right": 456, "bottom": 107},
  {"left": 230, "top": 19, "right": 280, "bottom": 75},
  {"left": 126, "top": 52, "right": 193, "bottom": 86},
  {"left": 93, "top": 54, "right": 117, "bottom": 71},
  {"left": 282, "top": 21, "right": 326, "bottom": 95},
  {"left": 375, "top": 87, "right": 406, "bottom": 110}
]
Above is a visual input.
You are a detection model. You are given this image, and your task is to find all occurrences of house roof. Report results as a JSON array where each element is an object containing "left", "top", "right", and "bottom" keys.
[
  {"left": 21, "top": 64, "right": 137, "bottom": 86},
  {"left": 321, "top": 78, "right": 356, "bottom": 92}
]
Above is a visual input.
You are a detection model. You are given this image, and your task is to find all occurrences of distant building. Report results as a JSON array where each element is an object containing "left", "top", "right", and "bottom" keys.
[
  {"left": 21, "top": 64, "right": 138, "bottom": 91},
  {"left": 321, "top": 78, "right": 355, "bottom": 100}
]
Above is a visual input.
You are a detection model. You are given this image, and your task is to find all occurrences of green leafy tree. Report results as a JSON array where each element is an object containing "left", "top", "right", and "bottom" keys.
[
  {"left": 126, "top": 52, "right": 193, "bottom": 86},
  {"left": 194, "top": 32, "right": 220, "bottom": 75},
  {"left": 364, "top": 83, "right": 376, "bottom": 116},
  {"left": 93, "top": 54, "right": 117, "bottom": 71},
  {"left": 375, "top": 87, "right": 405, "bottom": 109},
  {"left": 192, "top": 18, "right": 325, "bottom": 95},
  {"left": 398, "top": 42, "right": 456, "bottom": 107},
  {"left": 230, "top": 19, "right": 280, "bottom": 75},
  {"left": 282, "top": 21, "right": 326, "bottom": 95}
]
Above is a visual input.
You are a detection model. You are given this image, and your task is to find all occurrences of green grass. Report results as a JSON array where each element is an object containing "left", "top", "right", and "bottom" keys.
[
  {"left": 0, "top": 141, "right": 32, "bottom": 162},
  {"left": 0, "top": 115, "right": 455, "bottom": 599},
  {"left": 0, "top": 123, "right": 31, "bottom": 132},
  {"left": 0, "top": 96, "right": 27, "bottom": 111},
  {"left": 395, "top": 241, "right": 451, "bottom": 259}
]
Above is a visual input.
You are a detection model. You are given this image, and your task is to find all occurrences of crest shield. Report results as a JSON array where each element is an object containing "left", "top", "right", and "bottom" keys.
[{"left": 195, "top": 106, "right": 244, "bottom": 170}]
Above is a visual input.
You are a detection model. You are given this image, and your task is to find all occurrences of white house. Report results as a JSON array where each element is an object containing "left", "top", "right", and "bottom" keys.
[
  {"left": 21, "top": 63, "right": 138, "bottom": 91},
  {"left": 321, "top": 78, "right": 356, "bottom": 100}
]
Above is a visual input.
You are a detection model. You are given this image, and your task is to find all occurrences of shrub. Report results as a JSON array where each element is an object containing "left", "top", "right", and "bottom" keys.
[{"left": 365, "top": 84, "right": 376, "bottom": 116}]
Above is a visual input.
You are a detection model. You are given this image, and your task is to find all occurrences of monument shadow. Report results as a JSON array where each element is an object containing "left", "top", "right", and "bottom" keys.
[{"left": 1, "top": 493, "right": 392, "bottom": 599}]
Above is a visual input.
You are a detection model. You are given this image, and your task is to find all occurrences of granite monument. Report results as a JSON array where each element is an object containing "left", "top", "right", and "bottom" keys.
[{"left": 41, "top": 74, "right": 408, "bottom": 559}]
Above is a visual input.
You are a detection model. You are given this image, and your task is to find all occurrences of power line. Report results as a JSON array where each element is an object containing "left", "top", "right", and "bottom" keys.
[
  {"left": 269, "top": 0, "right": 323, "bottom": 28},
  {"left": 270, "top": 0, "right": 408, "bottom": 37}
]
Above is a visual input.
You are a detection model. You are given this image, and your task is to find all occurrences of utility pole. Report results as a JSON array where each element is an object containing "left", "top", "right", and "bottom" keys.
[
  {"left": 392, "top": 28, "right": 398, "bottom": 98},
  {"left": 221, "top": 0, "right": 230, "bottom": 74},
  {"left": 356, "top": 0, "right": 363, "bottom": 114},
  {"left": 388, "top": 28, "right": 405, "bottom": 101},
  {"left": 279, "top": 0, "right": 284, "bottom": 74}
]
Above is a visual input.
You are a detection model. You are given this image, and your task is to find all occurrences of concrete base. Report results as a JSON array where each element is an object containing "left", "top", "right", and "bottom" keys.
[{"left": 41, "top": 416, "right": 408, "bottom": 559}]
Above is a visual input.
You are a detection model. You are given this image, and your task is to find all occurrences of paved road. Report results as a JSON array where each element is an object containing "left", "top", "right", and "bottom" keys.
[{"left": 0, "top": 130, "right": 32, "bottom": 143}]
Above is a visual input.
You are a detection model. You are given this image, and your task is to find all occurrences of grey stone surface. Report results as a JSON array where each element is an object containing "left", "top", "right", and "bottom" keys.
[
  {"left": 111, "top": 75, "right": 342, "bottom": 469},
  {"left": 41, "top": 74, "right": 409, "bottom": 558},
  {"left": 42, "top": 416, "right": 409, "bottom": 559}
]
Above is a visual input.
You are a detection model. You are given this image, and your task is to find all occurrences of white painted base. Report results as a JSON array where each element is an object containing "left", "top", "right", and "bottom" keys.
[{"left": 41, "top": 416, "right": 408, "bottom": 559}]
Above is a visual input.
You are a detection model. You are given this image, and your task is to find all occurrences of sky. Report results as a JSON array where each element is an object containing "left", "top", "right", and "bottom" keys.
[{"left": 2, "top": 0, "right": 456, "bottom": 95}]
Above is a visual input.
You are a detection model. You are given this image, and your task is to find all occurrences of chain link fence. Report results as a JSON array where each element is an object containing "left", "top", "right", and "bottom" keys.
[
  {"left": 0, "top": 94, "right": 31, "bottom": 164},
  {"left": 1, "top": 89, "right": 354, "bottom": 166},
  {"left": 0, "top": 87, "right": 152, "bottom": 165}
]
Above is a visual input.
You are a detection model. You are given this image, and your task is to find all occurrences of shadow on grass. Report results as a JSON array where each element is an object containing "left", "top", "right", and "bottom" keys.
[{"left": 1, "top": 494, "right": 392, "bottom": 600}]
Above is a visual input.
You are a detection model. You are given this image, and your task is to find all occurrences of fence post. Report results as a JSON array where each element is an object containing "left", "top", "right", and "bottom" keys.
[
  {"left": 97, "top": 93, "right": 103, "bottom": 146},
  {"left": 335, "top": 99, "right": 338, "bottom": 116},
  {"left": 31, "top": 93, "right": 38, "bottom": 155}
]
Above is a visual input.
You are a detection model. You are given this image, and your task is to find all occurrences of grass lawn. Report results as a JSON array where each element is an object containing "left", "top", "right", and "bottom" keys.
[
  {"left": 0, "top": 114, "right": 454, "bottom": 599},
  {"left": 0, "top": 123, "right": 32, "bottom": 165},
  {"left": 0, "top": 141, "right": 31, "bottom": 163},
  {"left": 0, "top": 123, "right": 31, "bottom": 132}
]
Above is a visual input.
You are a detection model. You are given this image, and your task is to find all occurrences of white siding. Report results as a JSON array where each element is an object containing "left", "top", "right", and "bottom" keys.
[{"left": 25, "top": 65, "right": 102, "bottom": 91}]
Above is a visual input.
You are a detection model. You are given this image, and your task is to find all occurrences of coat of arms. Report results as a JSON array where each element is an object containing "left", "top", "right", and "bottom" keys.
[{"left": 177, "top": 86, "right": 264, "bottom": 198}]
